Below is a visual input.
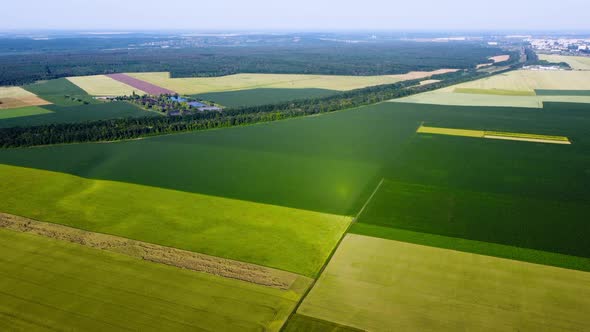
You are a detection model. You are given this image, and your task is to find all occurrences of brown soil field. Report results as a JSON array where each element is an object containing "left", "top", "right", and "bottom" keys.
[
  {"left": 0, "top": 212, "right": 300, "bottom": 289},
  {"left": 400, "top": 69, "right": 458, "bottom": 80},
  {"left": 0, "top": 87, "right": 51, "bottom": 110}
]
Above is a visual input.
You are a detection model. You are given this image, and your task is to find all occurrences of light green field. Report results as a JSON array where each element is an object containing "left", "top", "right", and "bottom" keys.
[
  {"left": 449, "top": 70, "right": 590, "bottom": 91},
  {"left": 454, "top": 87, "right": 536, "bottom": 96},
  {"left": 298, "top": 234, "right": 590, "bottom": 332},
  {"left": 0, "top": 164, "right": 350, "bottom": 277},
  {"left": 0, "top": 228, "right": 309, "bottom": 332},
  {"left": 539, "top": 54, "right": 590, "bottom": 70},
  {"left": 0, "top": 106, "right": 53, "bottom": 120},
  {"left": 126, "top": 70, "right": 456, "bottom": 95},
  {"left": 485, "top": 130, "right": 570, "bottom": 142},
  {"left": 67, "top": 75, "right": 146, "bottom": 96}
]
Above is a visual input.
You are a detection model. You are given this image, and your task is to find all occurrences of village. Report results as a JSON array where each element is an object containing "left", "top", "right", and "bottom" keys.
[{"left": 116, "top": 93, "right": 222, "bottom": 116}]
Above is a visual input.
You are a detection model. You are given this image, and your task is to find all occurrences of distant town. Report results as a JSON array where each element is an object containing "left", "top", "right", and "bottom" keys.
[{"left": 528, "top": 37, "right": 590, "bottom": 56}]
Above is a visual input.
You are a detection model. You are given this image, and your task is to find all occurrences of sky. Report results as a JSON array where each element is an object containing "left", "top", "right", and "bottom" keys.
[{"left": 2, "top": 0, "right": 589, "bottom": 31}]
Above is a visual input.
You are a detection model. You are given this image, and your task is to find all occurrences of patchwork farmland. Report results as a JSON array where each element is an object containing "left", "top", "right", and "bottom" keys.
[{"left": 1, "top": 45, "right": 590, "bottom": 331}]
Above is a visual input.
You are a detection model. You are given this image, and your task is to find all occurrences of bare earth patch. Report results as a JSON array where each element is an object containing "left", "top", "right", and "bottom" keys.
[
  {"left": 0, "top": 212, "right": 301, "bottom": 289},
  {"left": 0, "top": 87, "right": 51, "bottom": 110}
]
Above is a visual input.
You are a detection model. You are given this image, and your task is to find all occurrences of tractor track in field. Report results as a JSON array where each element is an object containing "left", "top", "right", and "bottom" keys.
[{"left": 0, "top": 212, "right": 300, "bottom": 290}]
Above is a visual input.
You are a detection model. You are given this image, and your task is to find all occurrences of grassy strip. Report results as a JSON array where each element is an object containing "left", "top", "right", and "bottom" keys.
[
  {"left": 417, "top": 125, "right": 484, "bottom": 138},
  {"left": 484, "top": 130, "right": 569, "bottom": 141},
  {"left": 350, "top": 223, "right": 590, "bottom": 272},
  {"left": 417, "top": 125, "right": 569, "bottom": 142},
  {"left": 0, "top": 228, "right": 306, "bottom": 332},
  {"left": 455, "top": 87, "right": 536, "bottom": 96}
]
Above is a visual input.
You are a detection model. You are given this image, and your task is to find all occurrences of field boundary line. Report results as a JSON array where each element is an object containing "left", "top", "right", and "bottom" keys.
[
  {"left": 0, "top": 212, "right": 301, "bottom": 290},
  {"left": 353, "top": 178, "right": 384, "bottom": 223},
  {"left": 281, "top": 178, "right": 385, "bottom": 331}
]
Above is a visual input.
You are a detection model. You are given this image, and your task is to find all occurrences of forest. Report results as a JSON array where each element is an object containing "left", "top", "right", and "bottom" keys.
[{"left": 0, "top": 39, "right": 510, "bottom": 85}]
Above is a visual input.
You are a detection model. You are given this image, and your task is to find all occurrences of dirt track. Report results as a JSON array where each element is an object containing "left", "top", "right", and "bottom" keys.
[{"left": 0, "top": 212, "right": 299, "bottom": 289}]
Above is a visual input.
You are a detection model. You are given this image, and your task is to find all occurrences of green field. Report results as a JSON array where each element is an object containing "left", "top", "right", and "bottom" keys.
[
  {"left": 0, "top": 106, "right": 53, "bottom": 120},
  {"left": 297, "top": 234, "right": 590, "bottom": 331},
  {"left": 0, "top": 101, "right": 155, "bottom": 128},
  {"left": 353, "top": 179, "right": 590, "bottom": 263},
  {"left": 0, "top": 228, "right": 309, "bottom": 332},
  {"left": 24, "top": 78, "right": 98, "bottom": 106},
  {"left": 0, "top": 164, "right": 349, "bottom": 277},
  {"left": 192, "top": 88, "right": 338, "bottom": 108},
  {"left": 282, "top": 314, "right": 362, "bottom": 332},
  {"left": 535, "top": 89, "right": 590, "bottom": 96}
]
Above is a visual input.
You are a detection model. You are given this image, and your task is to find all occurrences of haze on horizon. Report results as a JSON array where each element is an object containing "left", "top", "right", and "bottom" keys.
[{"left": 2, "top": 0, "right": 589, "bottom": 32}]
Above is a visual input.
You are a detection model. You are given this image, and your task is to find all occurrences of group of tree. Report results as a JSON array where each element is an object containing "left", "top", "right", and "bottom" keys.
[{"left": 0, "top": 41, "right": 507, "bottom": 86}]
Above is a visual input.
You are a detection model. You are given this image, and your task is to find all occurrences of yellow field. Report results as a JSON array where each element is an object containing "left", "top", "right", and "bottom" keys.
[
  {"left": 298, "top": 234, "right": 590, "bottom": 331},
  {"left": 392, "top": 69, "right": 590, "bottom": 107},
  {"left": 489, "top": 54, "right": 510, "bottom": 63},
  {"left": 417, "top": 125, "right": 570, "bottom": 144},
  {"left": 126, "top": 70, "right": 457, "bottom": 95},
  {"left": 67, "top": 75, "right": 147, "bottom": 96},
  {"left": 417, "top": 125, "right": 484, "bottom": 137},
  {"left": 539, "top": 54, "right": 590, "bottom": 70},
  {"left": 447, "top": 70, "right": 590, "bottom": 91},
  {"left": 0, "top": 86, "right": 51, "bottom": 110}
]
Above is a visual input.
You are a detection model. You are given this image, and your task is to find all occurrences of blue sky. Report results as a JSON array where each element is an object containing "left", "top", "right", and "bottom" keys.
[{"left": 2, "top": 0, "right": 589, "bottom": 31}]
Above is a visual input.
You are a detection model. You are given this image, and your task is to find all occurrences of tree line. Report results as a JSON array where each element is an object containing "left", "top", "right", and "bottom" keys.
[{"left": 0, "top": 68, "right": 518, "bottom": 148}]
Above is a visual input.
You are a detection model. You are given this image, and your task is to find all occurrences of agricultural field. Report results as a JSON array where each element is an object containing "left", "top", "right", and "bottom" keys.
[
  {"left": 0, "top": 106, "right": 53, "bottom": 120},
  {"left": 67, "top": 75, "right": 146, "bottom": 96},
  {"left": 1, "top": 73, "right": 590, "bottom": 330},
  {"left": 297, "top": 234, "right": 590, "bottom": 332},
  {"left": 448, "top": 69, "right": 590, "bottom": 91},
  {"left": 0, "top": 164, "right": 350, "bottom": 277},
  {"left": 0, "top": 86, "right": 50, "bottom": 109},
  {"left": 393, "top": 69, "right": 590, "bottom": 107},
  {"left": 24, "top": 78, "right": 98, "bottom": 106},
  {"left": 0, "top": 101, "right": 153, "bottom": 128},
  {"left": 193, "top": 88, "right": 339, "bottom": 108},
  {"left": 538, "top": 54, "right": 590, "bottom": 70},
  {"left": 126, "top": 70, "right": 457, "bottom": 95},
  {"left": 417, "top": 125, "right": 571, "bottom": 144},
  {"left": 0, "top": 78, "right": 157, "bottom": 128},
  {"left": 0, "top": 228, "right": 308, "bottom": 331}
]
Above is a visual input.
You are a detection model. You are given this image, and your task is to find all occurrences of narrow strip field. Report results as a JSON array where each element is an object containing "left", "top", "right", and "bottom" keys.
[
  {"left": 298, "top": 234, "right": 590, "bottom": 332},
  {"left": 67, "top": 75, "right": 147, "bottom": 96},
  {"left": 0, "top": 228, "right": 308, "bottom": 332},
  {"left": 107, "top": 73, "right": 176, "bottom": 95},
  {"left": 0, "top": 212, "right": 304, "bottom": 289},
  {"left": 454, "top": 87, "right": 536, "bottom": 96},
  {"left": 0, "top": 164, "right": 351, "bottom": 277},
  {"left": 0, "top": 86, "right": 50, "bottom": 109},
  {"left": 417, "top": 125, "right": 570, "bottom": 144}
]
